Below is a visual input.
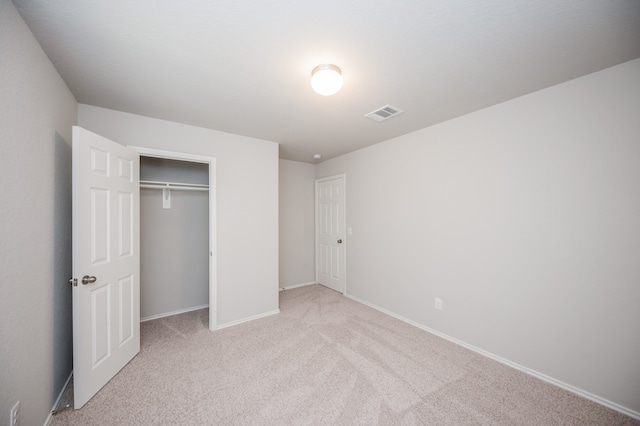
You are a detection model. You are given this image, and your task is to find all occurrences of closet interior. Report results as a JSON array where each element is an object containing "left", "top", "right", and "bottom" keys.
[{"left": 139, "top": 156, "right": 210, "bottom": 321}]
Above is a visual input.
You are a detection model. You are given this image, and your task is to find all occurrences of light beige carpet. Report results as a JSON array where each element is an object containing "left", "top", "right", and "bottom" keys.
[{"left": 51, "top": 284, "right": 638, "bottom": 425}]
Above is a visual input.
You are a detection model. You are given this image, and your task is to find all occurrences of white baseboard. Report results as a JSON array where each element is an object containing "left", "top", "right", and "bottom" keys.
[
  {"left": 344, "top": 293, "right": 640, "bottom": 421},
  {"left": 140, "top": 304, "right": 209, "bottom": 322},
  {"left": 44, "top": 371, "right": 73, "bottom": 426},
  {"left": 215, "top": 309, "right": 280, "bottom": 330},
  {"left": 279, "top": 281, "right": 316, "bottom": 291}
]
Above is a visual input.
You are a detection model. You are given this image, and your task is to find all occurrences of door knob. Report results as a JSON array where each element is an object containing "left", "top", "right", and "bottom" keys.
[
  {"left": 337, "top": 239, "right": 343, "bottom": 244},
  {"left": 82, "top": 275, "right": 97, "bottom": 285}
]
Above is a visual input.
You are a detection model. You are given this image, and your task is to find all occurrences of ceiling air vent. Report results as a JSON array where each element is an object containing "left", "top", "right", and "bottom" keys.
[{"left": 365, "top": 104, "right": 404, "bottom": 122}]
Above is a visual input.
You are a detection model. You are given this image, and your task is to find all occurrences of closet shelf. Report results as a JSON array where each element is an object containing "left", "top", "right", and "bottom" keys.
[{"left": 140, "top": 180, "right": 209, "bottom": 192}]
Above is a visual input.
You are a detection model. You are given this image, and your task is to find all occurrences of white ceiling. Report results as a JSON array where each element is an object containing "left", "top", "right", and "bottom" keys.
[{"left": 13, "top": 0, "right": 640, "bottom": 163}]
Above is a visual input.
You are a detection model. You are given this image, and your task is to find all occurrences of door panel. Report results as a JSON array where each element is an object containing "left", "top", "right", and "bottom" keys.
[
  {"left": 91, "top": 284, "right": 111, "bottom": 366},
  {"left": 119, "top": 275, "right": 134, "bottom": 344},
  {"left": 316, "top": 176, "right": 346, "bottom": 293},
  {"left": 118, "top": 192, "right": 133, "bottom": 257},
  {"left": 91, "top": 188, "right": 109, "bottom": 264},
  {"left": 72, "top": 126, "right": 140, "bottom": 408}
]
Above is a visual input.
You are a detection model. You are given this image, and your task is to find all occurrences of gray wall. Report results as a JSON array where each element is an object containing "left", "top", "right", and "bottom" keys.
[
  {"left": 279, "top": 160, "right": 316, "bottom": 289},
  {"left": 316, "top": 59, "right": 640, "bottom": 414},
  {"left": 0, "top": 0, "right": 78, "bottom": 424},
  {"left": 140, "top": 157, "right": 209, "bottom": 319}
]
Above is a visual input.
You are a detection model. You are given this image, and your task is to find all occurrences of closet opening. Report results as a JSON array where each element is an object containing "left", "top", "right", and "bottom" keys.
[{"left": 130, "top": 146, "right": 217, "bottom": 330}]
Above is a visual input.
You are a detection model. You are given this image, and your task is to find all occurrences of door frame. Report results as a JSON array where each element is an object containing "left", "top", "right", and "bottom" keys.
[
  {"left": 129, "top": 146, "right": 218, "bottom": 330},
  {"left": 315, "top": 174, "right": 347, "bottom": 294}
]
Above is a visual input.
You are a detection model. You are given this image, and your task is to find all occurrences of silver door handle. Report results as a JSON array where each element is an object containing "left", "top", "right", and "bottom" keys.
[
  {"left": 82, "top": 275, "right": 97, "bottom": 285},
  {"left": 337, "top": 239, "right": 343, "bottom": 244}
]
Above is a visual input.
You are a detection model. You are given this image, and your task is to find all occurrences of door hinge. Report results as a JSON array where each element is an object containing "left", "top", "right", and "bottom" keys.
[{"left": 68, "top": 278, "right": 78, "bottom": 287}]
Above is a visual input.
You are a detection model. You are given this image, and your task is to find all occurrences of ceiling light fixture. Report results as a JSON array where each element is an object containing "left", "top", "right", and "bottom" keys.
[{"left": 311, "top": 64, "right": 343, "bottom": 96}]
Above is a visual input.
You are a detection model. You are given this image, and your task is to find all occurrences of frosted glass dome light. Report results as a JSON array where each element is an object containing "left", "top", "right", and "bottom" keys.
[{"left": 311, "top": 64, "right": 343, "bottom": 96}]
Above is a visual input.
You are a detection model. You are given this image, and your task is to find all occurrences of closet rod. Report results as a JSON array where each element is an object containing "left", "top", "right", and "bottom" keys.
[{"left": 140, "top": 180, "right": 209, "bottom": 192}]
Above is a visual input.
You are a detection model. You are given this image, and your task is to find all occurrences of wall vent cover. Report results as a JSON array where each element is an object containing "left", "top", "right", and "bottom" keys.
[{"left": 365, "top": 104, "right": 404, "bottom": 121}]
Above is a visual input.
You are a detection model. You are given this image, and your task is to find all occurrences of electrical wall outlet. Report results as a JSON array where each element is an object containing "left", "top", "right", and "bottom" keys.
[
  {"left": 435, "top": 298, "right": 443, "bottom": 311},
  {"left": 10, "top": 401, "right": 19, "bottom": 426}
]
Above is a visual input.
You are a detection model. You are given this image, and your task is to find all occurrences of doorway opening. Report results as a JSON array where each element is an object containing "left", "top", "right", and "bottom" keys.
[{"left": 130, "top": 146, "right": 217, "bottom": 330}]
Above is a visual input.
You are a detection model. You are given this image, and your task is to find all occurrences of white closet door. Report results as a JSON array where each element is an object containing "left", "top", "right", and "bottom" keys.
[{"left": 72, "top": 126, "right": 140, "bottom": 408}]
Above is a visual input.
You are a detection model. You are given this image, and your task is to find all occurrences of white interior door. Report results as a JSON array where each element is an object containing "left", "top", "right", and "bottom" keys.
[
  {"left": 316, "top": 175, "right": 346, "bottom": 293},
  {"left": 72, "top": 126, "right": 140, "bottom": 408}
]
